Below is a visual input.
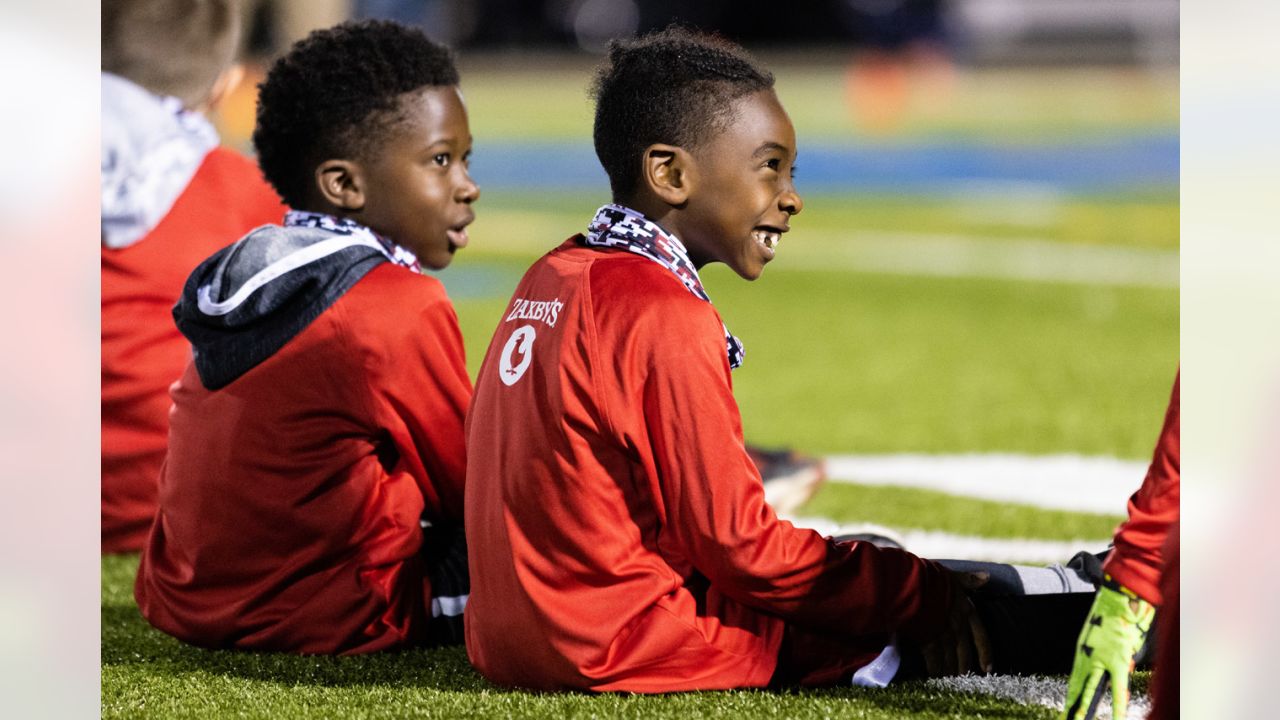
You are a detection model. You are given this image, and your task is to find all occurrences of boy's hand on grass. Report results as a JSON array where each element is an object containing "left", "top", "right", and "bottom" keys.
[
  {"left": 1061, "top": 578, "right": 1155, "bottom": 720},
  {"left": 921, "top": 570, "right": 993, "bottom": 677}
]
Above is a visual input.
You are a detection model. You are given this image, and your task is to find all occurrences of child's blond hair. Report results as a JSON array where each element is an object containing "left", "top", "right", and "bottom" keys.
[{"left": 102, "top": 0, "right": 241, "bottom": 108}]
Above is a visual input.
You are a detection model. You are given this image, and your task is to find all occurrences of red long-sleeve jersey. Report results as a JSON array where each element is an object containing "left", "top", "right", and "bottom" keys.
[
  {"left": 1104, "top": 372, "right": 1180, "bottom": 605},
  {"left": 464, "top": 240, "right": 954, "bottom": 692},
  {"left": 135, "top": 265, "right": 470, "bottom": 654},
  {"left": 101, "top": 147, "right": 285, "bottom": 553}
]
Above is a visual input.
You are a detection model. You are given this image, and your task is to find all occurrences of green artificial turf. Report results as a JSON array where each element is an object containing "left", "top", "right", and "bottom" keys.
[
  {"left": 800, "top": 483, "right": 1125, "bottom": 542},
  {"left": 104, "top": 553, "right": 1069, "bottom": 719}
]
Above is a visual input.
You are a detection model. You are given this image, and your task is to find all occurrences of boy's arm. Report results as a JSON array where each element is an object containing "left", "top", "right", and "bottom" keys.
[
  {"left": 1103, "top": 372, "right": 1180, "bottom": 605},
  {"left": 362, "top": 274, "right": 472, "bottom": 521},
  {"left": 637, "top": 305, "right": 954, "bottom": 644}
]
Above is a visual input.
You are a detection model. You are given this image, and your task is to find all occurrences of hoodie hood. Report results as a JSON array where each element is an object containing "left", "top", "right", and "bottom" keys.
[
  {"left": 101, "top": 73, "right": 219, "bottom": 249},
  {"left": 174, "top": 213, "right": 415, "bottom": 390}
]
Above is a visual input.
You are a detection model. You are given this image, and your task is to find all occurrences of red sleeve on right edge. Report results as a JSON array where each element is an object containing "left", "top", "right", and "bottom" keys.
[{"left": 1104, "top": 372, "right": 1180, "bottom": 605}]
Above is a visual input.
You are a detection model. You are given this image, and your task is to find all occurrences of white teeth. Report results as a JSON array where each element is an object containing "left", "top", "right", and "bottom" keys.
[{"left": 755, "top": 230, "right": 780, "bottom": 250}]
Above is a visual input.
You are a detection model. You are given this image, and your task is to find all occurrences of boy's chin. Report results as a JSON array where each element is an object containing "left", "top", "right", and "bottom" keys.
[
  {"left": 729, "top": 261, "right": 767, "bottom": 281},
  {"left": 421, "top": 251, "right": 456, "bottom": 271},
  {"left": 426, "top": 240, "right": 465, "bottom": 268}
]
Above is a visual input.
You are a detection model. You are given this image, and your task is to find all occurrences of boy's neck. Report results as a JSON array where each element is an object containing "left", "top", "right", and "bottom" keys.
[
  {"left": 298, "top": 198, "right": 355, "bottom": 223},
  {"left": 617, "top": 192, "right": 679, "bottom": 232},
  {"left": 615, "top": 192, "right": 702, "bottom": 267}
]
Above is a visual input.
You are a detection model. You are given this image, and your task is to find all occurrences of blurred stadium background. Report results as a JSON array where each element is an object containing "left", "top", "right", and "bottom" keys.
[
  {"left": 210, "top": 0, "right": 1179, "bottom": 462},
  {"left": 212, "top": 0, "right": 1181, "bottom": 502},
  {"left": 96, "top": 1, "right": 1179, "bottom": 718}
]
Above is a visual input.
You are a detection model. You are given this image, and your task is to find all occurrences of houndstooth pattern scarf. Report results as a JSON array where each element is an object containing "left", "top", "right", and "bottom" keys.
[
  {"left": 284, "top": 210, "right": 422, "bottom": 273},
  {"left": 581, "top": 204, "right": 744, "bottom": 370}
]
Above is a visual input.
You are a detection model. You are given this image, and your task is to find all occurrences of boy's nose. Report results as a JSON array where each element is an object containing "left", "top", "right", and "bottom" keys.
[
  {"left": 457, "top": 177, "right": 480, "bottom": 204},
  {"left": 781, "top": 188, "right": 802, "bottom": 216}
]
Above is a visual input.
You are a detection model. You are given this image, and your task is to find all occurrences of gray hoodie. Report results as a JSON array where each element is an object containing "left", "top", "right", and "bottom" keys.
[{"left": 173, "top": 214, "right": 408, "bottom": 390}]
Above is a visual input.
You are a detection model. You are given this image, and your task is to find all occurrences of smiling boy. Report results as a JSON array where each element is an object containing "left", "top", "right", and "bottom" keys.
[
  {"left": 135, "top": 21, "right": 479, "bottom": 654},
  {"left": 464, "top": 28, "right": 982, "bottom": 691}
]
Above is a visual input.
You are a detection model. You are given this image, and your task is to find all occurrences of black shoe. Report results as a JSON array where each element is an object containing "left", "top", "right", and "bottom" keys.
[{"left": 748, "top": 445, "right": 826, "bottom": 514}]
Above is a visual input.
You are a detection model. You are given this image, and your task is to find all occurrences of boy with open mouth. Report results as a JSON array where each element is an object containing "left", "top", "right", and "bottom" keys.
[
  {"left": 136, "top": 20, "right": 479, "bottom": 655},
  {"left": 463, "top": 26, "right": 987, "bottom": 691}
]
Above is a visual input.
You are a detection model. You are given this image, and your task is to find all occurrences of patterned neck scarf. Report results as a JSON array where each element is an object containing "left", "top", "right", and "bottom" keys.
[
  {"left": 284, "top": 210, "right": 422, "bottom": 273},
  {"left": 581, "top": 204, "right": 744, "bottom": 370}
]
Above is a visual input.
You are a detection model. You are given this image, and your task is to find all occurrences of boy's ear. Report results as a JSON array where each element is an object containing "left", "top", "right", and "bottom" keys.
[
  {"left": 314, "top": 160, "right": 365, "bottom": 211},
  {"left": 641, "top": 144, "right": 693, "bottom": 206}
]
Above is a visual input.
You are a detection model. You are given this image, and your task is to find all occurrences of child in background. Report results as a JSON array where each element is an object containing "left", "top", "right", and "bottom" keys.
[
  {"left": 463, "top": 27, "right": 986, "bottom": 692},
  {"left": 101, "top": 0, "right": 286, "bottom": 553},
  {"left": 135, "top": 20, "right": 479, "bottom": 654}
]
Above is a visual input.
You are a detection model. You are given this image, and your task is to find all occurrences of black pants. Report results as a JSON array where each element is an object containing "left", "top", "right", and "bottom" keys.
[
  {"left": 421, "top": 523, "right": 469, "bottom": 647},
  {"left": 898, "top": 552, "right": 1117, "bottom": 677}
]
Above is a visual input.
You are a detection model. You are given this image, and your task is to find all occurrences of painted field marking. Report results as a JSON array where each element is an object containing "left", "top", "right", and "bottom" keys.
[
  {"left": 783, "top": 516, "right": 1109, "bottom": 564},
  {"left": 784, "top": 231, "right": 1179, "bottom": 288},
  {"left": 822, "top": 453, "right": 1148, "bottom": 515},
  {"left": 925, "top": 675, "right": 1148, "bottom": 720}
]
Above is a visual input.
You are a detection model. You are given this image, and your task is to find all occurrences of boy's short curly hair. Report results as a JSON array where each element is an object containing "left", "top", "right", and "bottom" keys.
[
  {"left": 253, "top": 20, "right": 459, "bottom": 208},
  {"left": 591, "top": 26, "right": 775, "bottom": 200}
]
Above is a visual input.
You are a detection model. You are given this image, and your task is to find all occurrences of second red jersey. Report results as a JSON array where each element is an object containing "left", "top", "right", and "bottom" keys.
[{"left": 464, "top": 239, "right": 954, "bottom": 692}]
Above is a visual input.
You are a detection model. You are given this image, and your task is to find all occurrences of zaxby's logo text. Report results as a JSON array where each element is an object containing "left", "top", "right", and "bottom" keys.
[{"left": 505, "top": 297, "right": 563, "bottom": 327}]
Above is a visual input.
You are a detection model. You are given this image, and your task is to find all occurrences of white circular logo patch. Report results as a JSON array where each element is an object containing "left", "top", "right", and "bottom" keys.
[{"left": 498, "top": 325, "right": 536, "bottom": 386}]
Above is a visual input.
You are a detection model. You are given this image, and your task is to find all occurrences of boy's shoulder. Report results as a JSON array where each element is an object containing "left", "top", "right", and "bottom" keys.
[
  {"left": 331, "top": 265, "right": 462, "bottom": 388},
  {"left": 344, "top": 260, "right": 451, "bottom": 311},
  {"left": 197, "top": 146, "right": 278, "bottom": 192},
  {"left": 567, "top": 242, "right": 724, "bottom": 339},
  {"left": 176, "top": 146, "right": 285, "bottom": 225},
  {"left": 568, "top": 242, "right": 709, "bottom": 307},
  {"left": 529, "top": 238, "right": 705, "bottom": 306}
]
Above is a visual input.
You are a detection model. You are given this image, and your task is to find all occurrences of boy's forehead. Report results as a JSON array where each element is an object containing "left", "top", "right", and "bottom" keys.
[
  {"left": 709, "top": 89, "right": 795, "bottom": 154},
  {"left": 400, "top": 85, "right": 465, "bottom": 118},
  {"left": 392, "top": 86, "right": 469, "bottom": 137}
]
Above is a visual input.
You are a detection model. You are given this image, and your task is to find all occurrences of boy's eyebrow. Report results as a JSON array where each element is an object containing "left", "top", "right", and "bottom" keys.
[
  {"left": 421, "top": 135, "right": 473, "bottom": 152},
  {"left": 752, "top": 141, "right": 792, "bottom": 158}
]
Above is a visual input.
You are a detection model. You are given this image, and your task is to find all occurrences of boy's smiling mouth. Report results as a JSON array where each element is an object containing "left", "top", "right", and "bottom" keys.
[{"left": 752, "top": 226, "right": 786, "bottom": 259}]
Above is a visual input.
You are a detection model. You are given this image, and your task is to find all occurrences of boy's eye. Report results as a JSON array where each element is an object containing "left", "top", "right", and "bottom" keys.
[
  {"left": 433, "top": 153, "right": 451, "bottom": 167},
  {"left": 765, "top": 158, "right": 781, "bottom": 171}
]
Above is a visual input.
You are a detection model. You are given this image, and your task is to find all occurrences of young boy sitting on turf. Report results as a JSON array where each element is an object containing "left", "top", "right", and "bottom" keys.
[
  {"left": 135, "top": 20, "right": 479, "bottom": 655},
  {"left": 101, "top": 0, "right": 286, "bottom": 553},
  {"left": 463, "top": 27, "right": 987, "bottom": 691}
]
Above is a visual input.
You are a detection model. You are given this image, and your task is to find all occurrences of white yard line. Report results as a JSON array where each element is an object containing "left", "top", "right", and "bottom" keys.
[
  {"left": 924, "top": 675, "right": 1149, "bottom": 720},
  {"left": 823, "top": 453, "right": 1147, "bottom": 515},
  {"left": 784, "top": 231, "right": 1179, "bottom": 288},
  {"left": 783, "top": 517, "right": 1109, "bottom": 564}
]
